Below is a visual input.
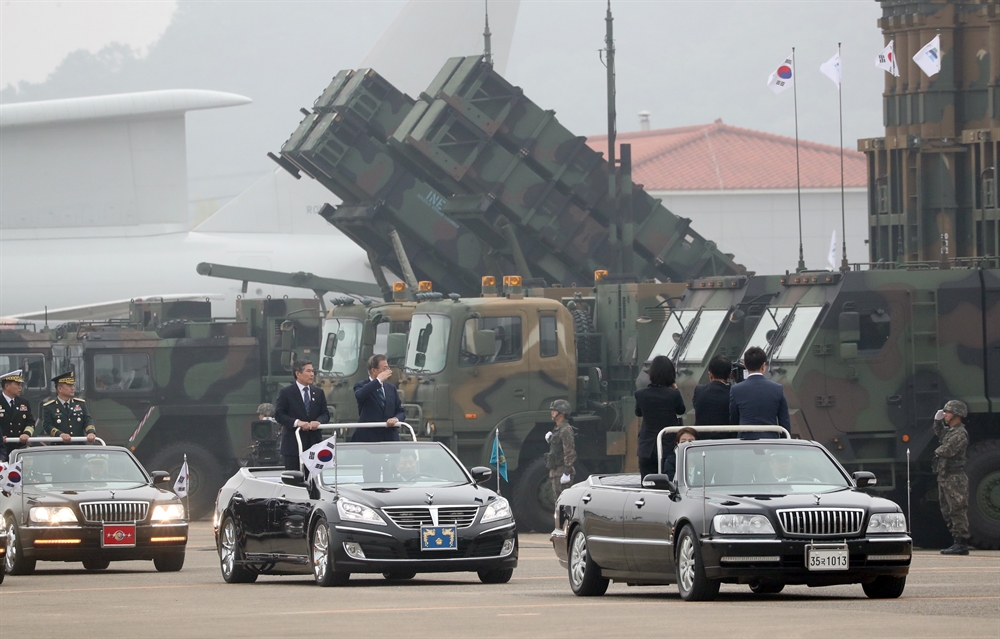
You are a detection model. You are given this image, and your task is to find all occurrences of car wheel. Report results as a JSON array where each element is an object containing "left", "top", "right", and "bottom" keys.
[
  {"left": 145, "top": 442, "right": 225, "bottom": 521},
  {"left": 382, "top": 571, "right": 416, "bottom": 581},
  {"left": 478, "top": 568, "right": 513, "bottom": 584},
  {"left": 4, "top": 515, "right": 35, "bottom": 576},
  {"left": 219, "top": 517, "right": 258, "bottom": 584},
  {"left": 862, "top": 575, "right": 906, "bottom": 599},
  {"left": 82, "top": 558, "right": 111, "bottom": 571},
  {"left": 675, "top": 526, "right": 720, "bottom": 601},
  {"left": 153, "top": 552, "right": 185, "bottom": 572},
  {"left": 311, "top": 518, "right": 349, "bottom": 587},
  {"left": 567, "top": 528, "right": 609, "bottom": 596},
  {"left": 749, "top": 581, "right": 784, "bottom": 595}
]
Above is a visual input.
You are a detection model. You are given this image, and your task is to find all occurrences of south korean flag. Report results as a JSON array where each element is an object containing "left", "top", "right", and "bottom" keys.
[
  {"left": 300, "top": 435, "right": 337, "bottom": 476},
  {"left": 173, "top": 458, "right": 190, "bottom": 498},
  {"left": 0, "top": 461, "right": 23, "bottom": 494}
]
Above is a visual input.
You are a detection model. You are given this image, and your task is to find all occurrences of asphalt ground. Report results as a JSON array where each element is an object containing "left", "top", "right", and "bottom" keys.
[{"left": 1, "top": 522, "right": 997, "bottom": 639}]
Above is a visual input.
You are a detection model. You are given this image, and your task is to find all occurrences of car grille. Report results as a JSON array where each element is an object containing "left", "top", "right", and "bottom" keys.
[
  {"left": 777, "top": 508, "right": 864, "bottom": 537},
  {"left": 80, "top": 501, "right": 149, "bottom": 523},
  {"left": 382, "top": 506, "right": 479, "bottom": 529}
]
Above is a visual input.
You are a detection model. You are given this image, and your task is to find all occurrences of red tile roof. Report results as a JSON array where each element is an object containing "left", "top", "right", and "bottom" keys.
[{"left": 586, "top": 120, "right": 866, "bottom": 191}]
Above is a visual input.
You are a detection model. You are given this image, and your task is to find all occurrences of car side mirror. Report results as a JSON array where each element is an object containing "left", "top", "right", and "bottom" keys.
[
  {"left": 852, "top": 471, "right": 877, "bottom": 488},
  {"left": 641, "top": 473, "right": 676, "bottom": 492},
  {"left": 151, "top": 471, "right": 171, "bottom": 485},
  {"left": 470, "top": 466, "right": 493, "bottom": 484},
  {"left": 281, "top": 471, "right": 306, "bottom": 487}
]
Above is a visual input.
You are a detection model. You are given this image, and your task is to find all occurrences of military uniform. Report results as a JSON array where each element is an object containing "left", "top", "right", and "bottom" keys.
[
  {"left": 41, "top": 371, "right": 96, "bottom": 439},
  {"left": 0, "top": 369, "right": 35, "bottom": 461},
  {"left": 933, "top": 418, "right": 969, "bottom": 542},
  {"left": 545, "top": 420, "right": 577, "bottom": 500}
]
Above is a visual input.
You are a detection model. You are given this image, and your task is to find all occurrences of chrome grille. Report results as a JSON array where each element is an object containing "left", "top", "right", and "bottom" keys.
[
  {"left": 777, "top": 508, "right": 864, "bottom": 537},
  {"left": 382, "top": 506, "right": 479, "bottom": 529},
  {"left": 80, "top": 501, "right": 149, "bottom": 523}
]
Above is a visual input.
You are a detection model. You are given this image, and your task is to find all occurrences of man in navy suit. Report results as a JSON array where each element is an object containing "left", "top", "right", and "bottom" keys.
[
  {"left": 352, "top": 354, "right": 405, "bottom": 442},
  {"left": 275, "top": 360, "right": 330, "bottom": 471},
  {"left": 729, "top": 347, "right": 790, "bottom": 438},
  {"left": 693, "top": 354, "right": 732, "bottom": 426}
]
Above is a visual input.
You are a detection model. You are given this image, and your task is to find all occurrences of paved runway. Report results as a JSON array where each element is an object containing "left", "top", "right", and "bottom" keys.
[{"left": 2, "top": 522, "right": 997, "bottom": 638}]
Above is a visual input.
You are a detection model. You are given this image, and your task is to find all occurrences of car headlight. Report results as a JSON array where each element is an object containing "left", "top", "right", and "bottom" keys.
[
  {"left": 151, "top": 503, "right": 185, "bottom": 522},
  {"left": 29, "top": 507, "right": 78, "bottom": 524},
  {"left": 712, "top": 514, "right": 775, "bottom": 535},
  {"left": 337, "top": 499, "right": 386, "bottom": 526},
  {"left": 481, "top": 497, "right": 512, "bottom": 524},
  {"left": 867, "top": 512, "right": 906, "bottom": 534}
]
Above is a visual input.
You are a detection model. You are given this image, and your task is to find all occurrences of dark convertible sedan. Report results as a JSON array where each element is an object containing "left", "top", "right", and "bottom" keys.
[
  {"left": 214, "top": 440, "right": 518, "bottom": 586},
  {"left": 552, "top": 436, "right": 911, "bottom": 600}
]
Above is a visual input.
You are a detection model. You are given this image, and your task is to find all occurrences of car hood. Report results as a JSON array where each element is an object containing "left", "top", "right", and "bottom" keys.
[
  {"left": 21, "top": 484, "right": 179, "bottom": 505},
  {"left": 700, "top": 488, "right": 900, "bottom": 513},
  {"left": 334, "top": 483, "right": 501, "bottom": 509}
]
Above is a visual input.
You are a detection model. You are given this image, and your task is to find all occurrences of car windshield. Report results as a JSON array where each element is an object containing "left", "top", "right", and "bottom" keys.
[
  {"left": 319, "top": 318, "right": 363, "bottom": 376},
  {"left": 404, "top": 313, "right": 451, "bottom": 374},
  {"left": 18, "top": 450, "right": 147, "bottom": 489},
  {"left": 682, "top": 443, "right": 850, "bottom": 495},
  {"left": 319, "top": 443, "right": 469, "bottom": 489}
]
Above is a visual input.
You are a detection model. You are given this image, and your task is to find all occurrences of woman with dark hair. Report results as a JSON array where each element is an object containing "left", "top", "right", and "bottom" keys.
[
  {"left": 634, "top": 356, "right": 686, "bottom": 479},
  {"left": 663, "top": 426, "right": 697, "bottom": 481}
]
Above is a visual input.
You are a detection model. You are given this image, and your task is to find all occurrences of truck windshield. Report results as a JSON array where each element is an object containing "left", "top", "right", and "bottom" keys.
[
  {"left": 649, "top": 309, "right": 728, "bottom": 364},
  {"left": 682, "top": 443, "right": 849, "bottom": 494},
  {"left": 405, "top": 314, "right": 451, "bottom": 374},
  {"left": 320, "top": 318, "right": 363, "bottom": 376},
  {"left": 649, "top": 310, "right": 697, "bottom": 360},
  {"left": 744, "top": 307, "right": 793, "bottom": 353},
  {"left": 743, "top": 306, "right": 823, "bottom": 363}
]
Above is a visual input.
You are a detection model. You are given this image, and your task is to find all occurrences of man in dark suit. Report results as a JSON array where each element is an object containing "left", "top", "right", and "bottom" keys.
[
  {"left": 275, "top": 360, "right": 330, "bottom": 471},
  {"left": 729, "top": 347, "right": 790, "bottom": 438},
  {"left": 693, "top": 355, "right": 732, "bottom": 426},
  {"left": 353, "top": 354, "right": 404, "bottom": 442}
]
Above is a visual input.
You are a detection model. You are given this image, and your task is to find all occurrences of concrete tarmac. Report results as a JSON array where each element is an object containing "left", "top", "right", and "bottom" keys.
[{"left": 2, "top": 522, "right": 997, "bottom": 638}]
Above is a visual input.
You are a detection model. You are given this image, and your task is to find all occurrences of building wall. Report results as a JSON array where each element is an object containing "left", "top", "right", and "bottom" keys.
[{"left": 648, "top": 188, "right": 868, "bottom": 275}]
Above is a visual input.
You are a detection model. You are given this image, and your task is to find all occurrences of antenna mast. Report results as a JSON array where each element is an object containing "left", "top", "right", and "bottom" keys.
[
  {"left": 604, "top": 1, "right": 619, "bottom": 270},
  {"left": 483, "top": 0, "right": 493, "bottom": 66}
]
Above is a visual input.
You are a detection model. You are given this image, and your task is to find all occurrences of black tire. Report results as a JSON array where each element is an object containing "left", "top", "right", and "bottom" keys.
[
  {"left": 0, "top": 561, "right": 4, "bottom": 584},
  {"left": 513, "top": 457, "right": 556, "bottom": 533},
  {"left": 478, "top": 568, "right": 513, "bottom": 584},
  {"left": 675, "top": 526, "right": 720, "bottom": 601},
  {"left": 749, "top": 581, "right": 784, "bottom": 595},
  {"left": 382, "top": 571, "right": 416, "bottom": 581},
  {"left": 567, "top": 527, "right": 609, "bottom": 596},
  {"left": 145, "top": 442, "right": 225, "bottom": 520},
  {"left": 153, "top": 552, "right": 185, "bottom": 572},
  {"left": 219, "top": 516, "right": 258, "bottom": 584},
  {"left": 572, "top": 308, "right": 598, "bottom": 364},
  {"left": 82, "top": 558, "right": 111, "bottom": 571},
  {"left": 966, "top": 439, "right": 1000, "bottom": 550},
  {"left": 4, "top": 515, "right": 35, "bottom": 576},
  {"left": 311, "top": 518, "right": 349, "bottom": 587},
  {"left": 862, "top": 575, "right": 906, "bottom": 599}
]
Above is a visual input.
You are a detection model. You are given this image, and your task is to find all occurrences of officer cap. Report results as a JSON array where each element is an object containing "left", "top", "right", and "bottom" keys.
[
  {"left": 0, "top": 369, "right": 24, "bottom": 385},
  {"left": 549, "top": 399, "right": 572, "bottom": 415},
  {"left": 52, "top": 371, "right": 75, "bottom": 385},
  {"left": 942, "top": 400, "right": 968, "bottom": 418}
]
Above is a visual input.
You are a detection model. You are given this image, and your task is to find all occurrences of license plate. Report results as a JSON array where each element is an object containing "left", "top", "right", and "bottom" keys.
[
  {"left": 420, "top": 525, "right": 457, "bottom": 551},
  {"left": 102, "top": 524, "right": 136, "bottom": 547},
  {"left": 806, "top": 544, "right": 849, "bottom": 571}
]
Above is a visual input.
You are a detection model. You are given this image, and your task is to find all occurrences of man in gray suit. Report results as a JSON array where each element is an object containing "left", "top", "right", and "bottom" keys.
[{"left": 729, "top": 347, "right": 790, "bottom": 438}]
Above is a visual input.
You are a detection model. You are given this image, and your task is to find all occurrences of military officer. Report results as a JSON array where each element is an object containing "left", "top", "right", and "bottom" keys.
[
  {"left": 1, "top": 369, "right": 36, "bottom": 461},
  {"left": 932, "top": 399, "right": 970, "bottom": 555},
  {"left": 544, "top": 399, "right": 577, "bottom": 500},
  {"left": 41, "top": 371, "right": 96, "bottom": 442}
]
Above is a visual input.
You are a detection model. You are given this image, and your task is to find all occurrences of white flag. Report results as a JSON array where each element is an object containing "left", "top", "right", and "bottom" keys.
[
  {"left": 913, "top": 35, "right": 941, "bottom": 77},
  {"left": 173, "top": 459, "right": 190, "bottom": 498},
  {"left": 767, "top": 52, "right": 795, "bottom": 94},
  {"left": 0, "top": 460, "right": 23, "bottom": 494},
  {"left": 820, "top": 52, "right": 842, "bottom": 87},
  {"left": 875, "top": 41, "right": 899, "bottom": 77},
  {"left": 828, "top": 230, "right": 838, "bottom": 270},
  {"left": 299, "top": 435, "right": 337, "bottom": 475}
]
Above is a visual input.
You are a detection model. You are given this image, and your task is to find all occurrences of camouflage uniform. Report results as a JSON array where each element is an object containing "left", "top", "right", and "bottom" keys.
[
  {"left": 932, "top": 419, "right": 969, "bottom": 540},
  {"left": 545, "top": 421, "right": 577, "bottom": 499}
]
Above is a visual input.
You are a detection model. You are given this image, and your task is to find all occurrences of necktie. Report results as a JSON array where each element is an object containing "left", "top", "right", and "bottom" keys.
[
  {"left": 303, "top": 387, "right": 311, "bottom": 412},
  {"left": 378, "top": 384, "right": 386, "bottom": 408}
]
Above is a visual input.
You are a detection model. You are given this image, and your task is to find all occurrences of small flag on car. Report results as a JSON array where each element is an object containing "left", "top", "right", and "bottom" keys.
[
  {"left": 173, "top": 455, "right": 190, "bottom": 498},
  {"left": 0, "top": 460, "right": 23, "bottom": 494},
  {"left": 490, "top": 429, "right": 508, "bottom": 481},
  {"left": 300, "top": 435, "right": 337, "bottom": 474}
]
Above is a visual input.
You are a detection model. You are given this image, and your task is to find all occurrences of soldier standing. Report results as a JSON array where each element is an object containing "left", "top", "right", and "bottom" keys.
[
  {"left": 545, "top": 399, "right": 577, "bottom": 500},
  {"left": 0, "top": 369, "right": 36, "bottom": 461},
  {"left": 932, "top": 400, "right": 970, "bottom": 555},
  {"left": 40, "top": 371, "right": 96, "bottom": 443}
]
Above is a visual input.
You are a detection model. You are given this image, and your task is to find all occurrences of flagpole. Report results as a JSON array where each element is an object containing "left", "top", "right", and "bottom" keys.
[
  {"left": 792, "top": 47, "right": 805, "bottom": 273},
  {"left": 495, "top": 427, "right": 501, "bottom": 495},
  {"left": 838, "top": 42, "right": 849, "bottom": 272},
  {"left": 182, "top": 453, "right": 189, "bottom": 522}
]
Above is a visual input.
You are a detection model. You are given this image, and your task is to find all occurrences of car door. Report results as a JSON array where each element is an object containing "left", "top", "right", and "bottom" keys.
[
  {"left": 269, "top": 483, "right": 313, "bottom": 559},
  {"left": 624, "top": 489, "right": 676, "bottom": 577},
  {"left": 230, "top": 482, "right": 277, "bottom": 556},
  {"left": 579, "top": 487, "right": 630, "bottom": 572}
]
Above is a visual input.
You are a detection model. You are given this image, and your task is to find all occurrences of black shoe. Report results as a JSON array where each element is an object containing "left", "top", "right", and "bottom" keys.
[{"left": 940, "top": 539, "right": 969, "bottom": 555}]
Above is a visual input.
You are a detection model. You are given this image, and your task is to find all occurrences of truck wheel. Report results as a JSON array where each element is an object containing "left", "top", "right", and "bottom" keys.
[
  {"left": 513, "top": 457, "right": 588, "bottom": 533},
  {"left": 146, "top": 442, "right": 224, "bottom": 520},
  {"left": 966, "top": 439, "right": 1000, "bottom": 550}
]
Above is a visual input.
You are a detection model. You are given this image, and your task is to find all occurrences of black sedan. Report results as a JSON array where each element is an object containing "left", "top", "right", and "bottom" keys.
[
  {"left": 214, "top": 440, "right": 518, "bottom": 586},
  {"left": 552, "top": 438, "right": 911, "bottom": 600},
  {"left": 1, "top": 443, "right": 188, "bottom": 575}
]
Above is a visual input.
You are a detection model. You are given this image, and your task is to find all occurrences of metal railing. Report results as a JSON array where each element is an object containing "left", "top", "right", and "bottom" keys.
[
  {"left": 655, "top": 425, "right": 789, "bottom": 469},
  {"left": 12, "top": 436, "right": 107, "bottom": 446},
  {"left": 294, "top": 422, "right": 417, "bottom": 457}
]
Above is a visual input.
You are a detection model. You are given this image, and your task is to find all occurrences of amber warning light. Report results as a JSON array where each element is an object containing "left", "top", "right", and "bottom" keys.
[
  {"left": 418, "top": 281, "right": 433, "bottom": 292},
  {"left": 393, "top": 282, "right": 406, "bottom": 292}
]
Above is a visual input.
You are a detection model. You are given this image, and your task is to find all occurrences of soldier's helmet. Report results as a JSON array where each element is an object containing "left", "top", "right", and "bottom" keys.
[
  {"left": 942, "top": 400, "right": 968, "bottom": 418},
  {"left": 549, "top": 399, "right": 572, "bottom": 415}
]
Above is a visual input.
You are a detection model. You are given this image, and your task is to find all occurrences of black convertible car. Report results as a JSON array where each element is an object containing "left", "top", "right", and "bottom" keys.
[
  {"left": 1, "top": 441, "right": 188, "bottom": 575},
  {"left": 214, "top": 440, "right": 518, "bottom": 586},
  {"left": 552, "top": 433, "right": 911, "bottom": 600}
]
